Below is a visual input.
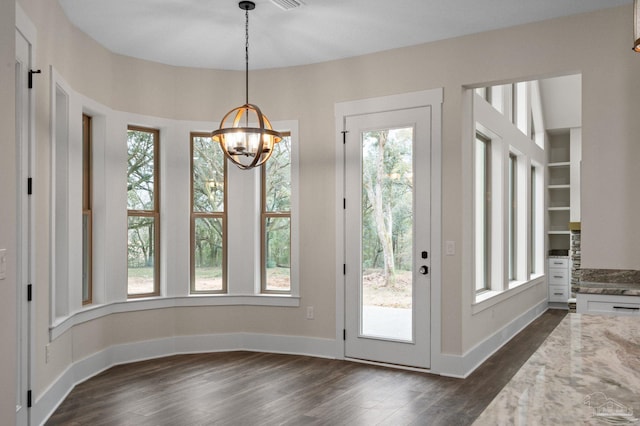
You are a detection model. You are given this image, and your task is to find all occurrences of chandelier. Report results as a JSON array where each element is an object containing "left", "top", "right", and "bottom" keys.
[{"left": 212, "top": 1, "right": 283, "bottom": 170}]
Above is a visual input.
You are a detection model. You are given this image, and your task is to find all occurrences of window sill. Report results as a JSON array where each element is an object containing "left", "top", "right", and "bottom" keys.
[
  {"left": 472, "top": 275, "right": 545, "bottom": 315},
  {"left": 50, "top": 294, "right": 300, "bottom": 340}
]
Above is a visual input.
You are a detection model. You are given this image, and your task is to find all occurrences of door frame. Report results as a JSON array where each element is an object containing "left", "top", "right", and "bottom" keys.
[
  {"left": 16, "top": 4, "right": 37, "bottom": 425},
  {"left": 335, "top": 88, "right": 443, "bottom": 372}
]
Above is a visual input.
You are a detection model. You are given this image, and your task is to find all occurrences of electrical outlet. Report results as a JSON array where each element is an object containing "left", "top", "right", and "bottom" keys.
[
  {"left": 445, "top": 241, "right": 455, "bottom": 256},
  {"left": 306, "top": 306, "right": 314, "bottom": 320},
  {"left": 45, "top": 344, "right": 51, "bottom": 363}
]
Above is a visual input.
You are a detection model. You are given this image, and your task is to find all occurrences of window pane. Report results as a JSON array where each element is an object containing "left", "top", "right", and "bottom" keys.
[
  {"left": 82, "top": 212, "right": 91, "bottom": 302},
  {"left": 509, "top": 154, "right": 517, "bottom": 281},
  {"left": 128, "top": 215, "right": 156, "bottom": 295},
  {"left": 193, "top": 136, "right": 224, "bottom": 213},
  {"left": 82, "top": 114, "right": 92, "bottom": 304},
  {"left": 127, "top": 129, "right": 156, "bottom": 211},
  {"left": 264, "top": 217, "right": 291, "bottom": 292},
  {"left": 193, "top": 217, "right": 224, "bottom": 292},
  {"left": 515, "top": 82, "right": 528, "bottom": 135},
  {"left": 361, "top": 127, "right": 414, "bottom": 341},
  {"left": 530, "top": 166, "right": 536, "bottom": 275},
  {"left": 475, "top": 136, "right": 489, "bottom": 292},
  {"left": 265, "top": 136, "right": 291, "bottom": 212}
]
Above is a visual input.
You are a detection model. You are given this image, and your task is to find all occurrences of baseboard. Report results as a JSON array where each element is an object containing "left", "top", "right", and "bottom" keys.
[
  {"left": 438, "top": 299, "right": 548, "bottom": 378},
  {"left": 33, "top": 333, "right": 336, "bottom": 425},
  {"left": 34, "top": 301, "right": 549, "bottom": 423}
]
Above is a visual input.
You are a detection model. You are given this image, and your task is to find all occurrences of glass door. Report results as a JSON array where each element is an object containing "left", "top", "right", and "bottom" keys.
[{"left": 344, "top": 107, "right": 431, "bottom": 368}]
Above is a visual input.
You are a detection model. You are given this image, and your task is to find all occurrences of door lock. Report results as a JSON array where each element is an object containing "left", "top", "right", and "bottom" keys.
[{"left": 419, "top": 266, "right": 429, "bottom": 275}]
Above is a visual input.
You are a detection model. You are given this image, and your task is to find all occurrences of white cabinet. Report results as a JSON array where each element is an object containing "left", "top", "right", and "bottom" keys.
[
  {"left": 548, "top": 257, "right": 569, "bottom": 303},
  {"left": 577, "top": 294, "right": 640, "bottom": 316}
]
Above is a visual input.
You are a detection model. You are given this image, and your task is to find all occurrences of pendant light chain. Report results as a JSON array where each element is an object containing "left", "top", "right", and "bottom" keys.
[
  {"left": 245, "top": 7, "right": 250, "bottom": 105},
  {"left": 211, "top": 1, "right": 282, "bottom": 170}
]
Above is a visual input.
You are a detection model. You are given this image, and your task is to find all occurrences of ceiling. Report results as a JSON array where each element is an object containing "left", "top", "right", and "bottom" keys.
[{"left": 58, "top": 0, "right": 631, "bottom": 70}]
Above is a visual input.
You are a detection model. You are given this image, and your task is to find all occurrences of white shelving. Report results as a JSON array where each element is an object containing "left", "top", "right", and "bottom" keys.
[
  {"left": 547, "top": 131, "right": 572, "bottom": 253},
  {"left": 547, "top": 129, "right": 580, "bottom": 305}
]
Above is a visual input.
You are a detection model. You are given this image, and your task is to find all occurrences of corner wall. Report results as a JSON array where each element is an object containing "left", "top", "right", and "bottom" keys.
[{"left": 0, "top": 1, "right": 17, "bottom": 423}]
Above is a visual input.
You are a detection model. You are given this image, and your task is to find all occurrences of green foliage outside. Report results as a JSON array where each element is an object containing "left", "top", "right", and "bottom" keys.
[{"left": 362, "top": 127, "right": 413, "bottom": 288}]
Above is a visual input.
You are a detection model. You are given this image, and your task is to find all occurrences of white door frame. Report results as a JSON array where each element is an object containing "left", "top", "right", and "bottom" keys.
[
  {"left": 16, "top": 4, "right": 37, "bottom": 425},
  {"left": 335, "top": 88, "right": 443, "bottom": 372}
]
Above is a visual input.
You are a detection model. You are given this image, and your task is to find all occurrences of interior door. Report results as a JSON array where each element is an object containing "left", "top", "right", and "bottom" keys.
[
  {"left": 344, "top": 107, "right": 431, "bottom": 369},
  {"left": 15, "top": 28, "right": 32, "bottom": 426}
]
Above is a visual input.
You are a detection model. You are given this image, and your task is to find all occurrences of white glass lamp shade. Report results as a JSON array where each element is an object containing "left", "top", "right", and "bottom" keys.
[{"left": 212, "top": 103, "right": 282, "bottom": 169}]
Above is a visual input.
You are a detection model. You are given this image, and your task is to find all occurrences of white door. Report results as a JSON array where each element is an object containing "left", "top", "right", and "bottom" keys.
[
  {"left": 344, "top": 107, "right": 431, "bottom": 369},
  {"left": 16, "top": 28, "right": 33, "bottom": 426}
]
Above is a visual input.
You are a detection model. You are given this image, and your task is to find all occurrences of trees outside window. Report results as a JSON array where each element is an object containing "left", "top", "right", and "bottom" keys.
[
  {"left": 191, "top": 133, "right": 226, "bottom": 293},
  {"left": 361, "top": 128, "right": 413, "bottom": 289},
  {"left": 262, "top": 134, "right": 291, "bottom": 293},
  {"left": 82, "top": 114, "right": 92, "bottom": 305},
  {"left": 127, "top": 126, "right": 159, "bottom": 298}
]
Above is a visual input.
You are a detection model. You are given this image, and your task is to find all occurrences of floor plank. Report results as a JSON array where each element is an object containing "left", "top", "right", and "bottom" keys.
[{"left": 46, "top": 309, "right": 566, "bottom": 425}]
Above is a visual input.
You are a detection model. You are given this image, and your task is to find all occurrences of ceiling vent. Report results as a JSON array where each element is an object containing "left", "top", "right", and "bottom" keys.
[{"left": 270, "top": 0, "right": 304, "bottom": 11}]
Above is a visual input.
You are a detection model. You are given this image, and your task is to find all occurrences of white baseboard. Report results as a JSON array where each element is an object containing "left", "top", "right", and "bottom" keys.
[
  {"left": 438, "top": 299, "right": 548, "bottom": 378},
  {"left": 34, "top": 301, "right": 549, "bottom": 423},
  {"left": 33, "top": 333, "right": 336, "bottom": 426}
]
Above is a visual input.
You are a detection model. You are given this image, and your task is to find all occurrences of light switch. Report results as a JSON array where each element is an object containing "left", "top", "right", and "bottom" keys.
[
  {"left": 445, "top": 241, "right": 455, "bottom": 256},
  {"left": 0, "top": 249, "right": 6, "bottom": 280}
]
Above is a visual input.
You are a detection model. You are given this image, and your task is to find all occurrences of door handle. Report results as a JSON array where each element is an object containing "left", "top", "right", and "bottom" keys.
[{"left": 419, "top": 266, "right": 429, "bottom": 275}]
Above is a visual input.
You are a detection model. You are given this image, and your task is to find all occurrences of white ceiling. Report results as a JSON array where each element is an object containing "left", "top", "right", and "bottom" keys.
[{"left": 58, "top": 0, "right": 631, "bottom": 70}]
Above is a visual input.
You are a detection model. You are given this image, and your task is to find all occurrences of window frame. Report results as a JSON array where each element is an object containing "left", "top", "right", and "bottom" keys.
[
  {"left": 82, "top": 114, "right": 93, "bottom": 305},
  {"left": 126, "top": 125, "right": 160, "bottom": 299},
  {"left": 190, "top": 132, "right": 228, "bottom": 294},
  {"left": 508, "top": 152, "right": 517, "bottom": 282},
  {"left": 261, "top": 132, "right": 292, "bottom": 294},
  {"left": 474, "top": 133, "right": 491, "bottom": 294}
]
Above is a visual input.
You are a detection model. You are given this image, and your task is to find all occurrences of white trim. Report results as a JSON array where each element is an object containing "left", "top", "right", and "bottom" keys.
[
  {"left": 37, "top": 300, "right": 547, "bottom": 424},
  {"left": 15, "top": 7, "right": 37, "bottom": 426},
  {"left": 15, "top": 3, "right": 36, "bottom": 44},
  {"left": 33, "top": 333, "right": 335, "bottom": 426},
  {"left": 334, "top": 88, "right": 443, "bottom": 371},
  {"left": 472, "top": 275, "right": 545, "bottom": 314},
  {"left": 439, "top": 299, "right": 548, "bottom": 378},
  {"left": 50, "top": 294, "right": 301, "bottom": 340}
]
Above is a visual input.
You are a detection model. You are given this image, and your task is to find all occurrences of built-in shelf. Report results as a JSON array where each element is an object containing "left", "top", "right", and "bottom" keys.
[{"left": 547, "top": 129, "right": 576, "bottom": 263}]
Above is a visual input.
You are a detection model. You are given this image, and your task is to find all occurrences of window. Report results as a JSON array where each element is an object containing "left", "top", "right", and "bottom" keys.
[
  {"left": 191, "top": 133, "right": 226, "bottom": 293},
  {"left": 474, "top": 134, "right": 491, "bottom": 293},
  {"left": 530, "top": 166, "right": 537, "bottom": 274},
  {"left": 472, "top": 80, "right": 545, "bottom": 302},
  {"left": 127, "top": 126, "right": 160, "bottom": 298},
  {"left": 82, "top": 114, "right": 92, "bottom": 305},
  {"left": 514, "top": 82, "right": 528, "bottom": 136},
  {"left": 262, "top": 133, "right": 292, "bottom": 293},
  {"left": 508, "top": 153, "right": 517, "bottom": 281}
]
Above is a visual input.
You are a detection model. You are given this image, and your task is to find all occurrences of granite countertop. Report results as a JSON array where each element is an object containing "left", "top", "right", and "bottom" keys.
[
  {"left": 578, "top": 281, "right": 640, "bottom": 296},
  {"left": 474, "top": 314, "right": 640, "bottom": 425}
]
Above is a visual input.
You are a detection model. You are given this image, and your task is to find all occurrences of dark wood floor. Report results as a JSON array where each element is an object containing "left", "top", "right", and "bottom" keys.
[{"left": 46, "top": 309, "right": 566, "bottom": 426}]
